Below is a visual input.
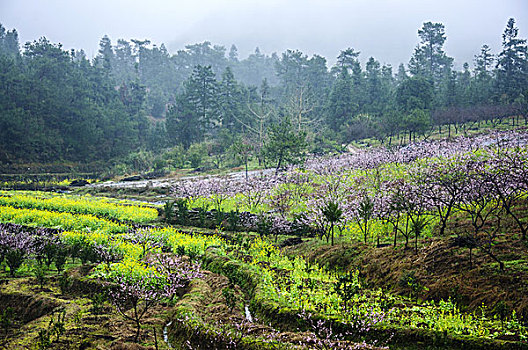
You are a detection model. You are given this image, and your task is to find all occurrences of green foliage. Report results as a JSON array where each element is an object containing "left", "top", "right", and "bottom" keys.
[
  {"left": 256, "top": 214, "right": 273, "bottom": 239},
  {"left": 408, "top": 22, "right": 453, "bottom": 85},
  {"left": 357, "top": 195, "right": 374, "bottom": 244},
  {"left": 326, "top": 66, "right": 356, "bottom": 133},
  {"left": 187, "top": 143, "right": 208, "bottom": 168},
  {"left": 334, "top": 270, "right": 360, "bottom": 312},
  {"left": 49, "top": 309, "right": 66, "bottom": 342},
  {"left": 166, "top": 96, "right": 202, "bottom": 150},
  {"left": 496, "top": 18, "right": 528, "bottom": 102},
  {"left": 493, "top": 300, "right": 510, "bottom": 327},
  {"left": 0, "top": 20, "right": 525, "bottom": 171},
  {"left": 222, "top": 286, "right": 238, "bottom": 312},
  {"left": 58, "top": 272, "right": 72, "bottom": 295},
  {"left": 36, "top": 308, "right": 66, "bottom": 349},
  {"left": 90, "top": 292, "right": 107, "bottom": 315},
  {"left": 1, "top": 186, "right": 527, "bottom": 344},
  {"left": 396, "top": 76, "right": 434, "bottom": 112},
  {"left": 399, "top": 271, "right": 428, "bottom": 300},
  {"left": 227, "top": 210, "right": 240, "bottom": 231},
  {"left": 121, "top": 150, "right": 153, "bottom": 173},
  {"left": 0, "top": 35, "right": 144, "bottom": 165},
  {"left": 54, "top": 246, "right": 68, "bottom": 274},
  {"left": 322, "top": 201, "right": 343, "bottom": 224},
  {"left": 163, "top": 200, "right": 175, "bottom": 223},
  {"left": 36, "top": 328, "right": 51, "bottom": 350},
  {"left": 321, "top": 200, "right": 343, "bottom": 246},
  {"left": 0, "top": 307, "right": 14, "bottom": 337},
  {"left": 262, "top": 116, "right": 307, "bottom": 171},
  {"left": 33, "top": 263, "right": 46, "bottom": 290},
  {"left": 162, "top": 145, "right": 187, "bottom": 169},
  {"left": 402, "top": 108, "right": 431, "bottom": 136}
]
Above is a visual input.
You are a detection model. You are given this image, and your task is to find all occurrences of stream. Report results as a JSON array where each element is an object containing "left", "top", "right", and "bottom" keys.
[
  {"left": 245, "top": 304, "right": 253, "bottom": 322},
  {"left": 163, "top": 321, "right": 173, "bottom": 348}
]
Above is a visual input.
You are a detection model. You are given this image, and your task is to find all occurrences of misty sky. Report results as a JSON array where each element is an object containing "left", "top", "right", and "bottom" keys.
[{"left": 1, "top": 0, "right": 527, "bottom": 68}]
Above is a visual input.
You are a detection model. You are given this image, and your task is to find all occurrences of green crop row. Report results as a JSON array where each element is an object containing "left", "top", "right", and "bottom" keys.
[
  {"left": 0, "top": 190, "right": 159, "bottom": 223},
  {"left": 0, "top": 205, "right": 127, "bottom": 233},
  {"left": 237, "top": 238, "right": 527, "bottom": 341}
]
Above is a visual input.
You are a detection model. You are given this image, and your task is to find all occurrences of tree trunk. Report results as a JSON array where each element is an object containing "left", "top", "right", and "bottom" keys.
[
  {"left": 437, "top": 205, "right": 452, "bottom": 237},
  {"left": 404, "top": 216, "right": 410, "bottom": 249},
  {"left": 482, "top": 247, "right": 505, "bottom": 271},
  {"left": 245, "top": 157, "right": 248, "bottom": 181},
  {"left": 275, "top": 151, "right": 283, "bottom": 175},
  {"left": 133, "top": 304, "right": 141, "bottom": 342}
]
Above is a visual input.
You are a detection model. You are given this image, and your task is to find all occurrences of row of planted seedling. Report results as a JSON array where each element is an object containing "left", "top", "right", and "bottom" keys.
[
  {"left": 0, "top": 196, "right": 223, "bottom": 344},
  {"left": 0, "top": 221, "right": 224, "bottom": 343},
  {"left": 230, "top": 238, "right": 528, "bottom": 342},
  {"left": 0, "top": 202, "right": 371, "bottom": 347},
  {"left": 1, "top": 192, "right": 527, "bottom": 345}
]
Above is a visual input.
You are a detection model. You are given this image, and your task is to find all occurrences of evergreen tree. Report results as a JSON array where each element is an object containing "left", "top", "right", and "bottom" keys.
[
  {"left": 95, "top": 35, "right": 114, "bottom": 74},
  {"left": 228, "top": 44, "right": 239, "bottom": 62},
  {"left": 496, "top": 18, "right": 528, "bottom": 102},
  {"left": 326, "top": 66, "right": 356, "bottom": 132},
  {"left": 166, "top": 96, "right": 201, "bottom": 149},
  {"left": 113, "top": 39, "right": 136, "bottom": 84},
  {"left": 262, "top": 116, "right": 307, "bottom": 172},
  {"left": 235, "top": 47, "right": 279, "bottom": 87},
  {"left": 438, "top": 68, "right": 457, "bottom": 108},
  {"left": 0, "top": 24, "right": 20, "bottom": 57},
  {"left": 365, "top": 57, "right": 383, "bottom": 115},
  {"left": 184, "top": 65, "right": 220, "bottom": 132},
  {"left": 395, "top": 63, "right": 408, "bottom": 83},
  {"left": 219, "top": 66, "right": 244, "bottom": 131},
  {"left": 396, "top": 76, "right": 433, "bottom": 141},
  {"left": 456, "top": 63, "right": 471, "bottom": 106},
  {"left": 276, "top": 49, "right": 309, "bottom": 97},
  {"left": 396, "top": 76, "right": 434, "bottom": 112},
  {"left": 336, "top": 48, "right": 361, "bottom": 73},
  {"left": 409, "top": 22, "right": 453, "bottom": 85},
  {"left": 471, "top": 44, "right": 495, "bottom": 104}
]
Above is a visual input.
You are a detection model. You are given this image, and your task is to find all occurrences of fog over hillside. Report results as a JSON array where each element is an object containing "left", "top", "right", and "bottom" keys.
[{"left": 1, "top": 0, "right": 527, "bottom": 67}]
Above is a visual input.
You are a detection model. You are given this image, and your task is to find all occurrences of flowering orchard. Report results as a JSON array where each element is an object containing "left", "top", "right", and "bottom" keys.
[
  {"left": 1, "top": 129, "right": 528, "bottom": 347},
  {"left": 169, "top": 130, "right": 528, "bottom": 249}
]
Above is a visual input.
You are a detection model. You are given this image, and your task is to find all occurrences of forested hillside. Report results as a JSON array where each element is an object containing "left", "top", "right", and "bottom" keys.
[{"left": 0, "top": 18, "right": 527, "bottom": 173}]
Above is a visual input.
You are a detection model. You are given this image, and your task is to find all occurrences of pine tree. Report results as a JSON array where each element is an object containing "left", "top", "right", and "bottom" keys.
[
  {"left": 326, "top": 66, "right": 356, "bottom": 132},
  {"left": 185, "top": 65, "right": 220, "bottom": 131},
  {"left": 409, "top": 22, "right": 453, "bottom": 86},
  {"left": 496, "top": 18, "right": 528, "bottom": 102}
]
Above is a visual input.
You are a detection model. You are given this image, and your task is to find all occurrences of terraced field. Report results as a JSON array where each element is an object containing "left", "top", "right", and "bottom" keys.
[{"left": 1, "top": 130, "right": 528, "bottom": 349}]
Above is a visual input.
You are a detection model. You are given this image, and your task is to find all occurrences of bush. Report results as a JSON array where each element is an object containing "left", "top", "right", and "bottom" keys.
[
  {"left": 174, "top": 199, "right": 189, "bottom": 225},
  {"left": 399, "top": 271, "right": 427, "bottom": 300},
  {"left": 187, "top": 143, "right": 208, "bottom": 168},
  {"left": 163, "top": 145, "right": 186, "bottom": 169},
  {"left": 54, "top": 245, "right": 68, "bottom": 274},
  {"left": 33, "top": 263, "right": 47, "bottom": 289},
  {"left": 0, "top": 307, "right": 14, "bottom": 337},
  {"left": 222, "top": 286, "right": 238, "bottom": 312}
]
